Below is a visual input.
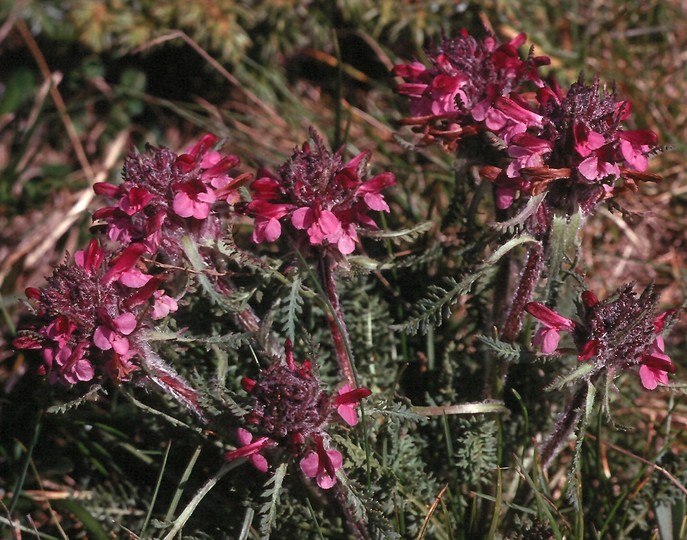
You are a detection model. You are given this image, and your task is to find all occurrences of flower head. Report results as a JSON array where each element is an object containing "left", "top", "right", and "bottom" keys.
[
  {"left": 224, "top": 340, "right": 371, "bottom": 488},
  {"left": 526, "top": 284, "right": 676, "bottom": 389},
  {"left": 393, "top": 30, "right": 549, "bottom": 148},
  {"left": 247, "top": 128, "right": 395, "bottom": 256},
  {"left": 14, "top": 240, "right": 177, "bottom": 385},
  {"left": 487, "top": 76, "right": 660, "bottom": 215},
  {"left": 93, "top": 135, "right": 245, "bottom": 257}
]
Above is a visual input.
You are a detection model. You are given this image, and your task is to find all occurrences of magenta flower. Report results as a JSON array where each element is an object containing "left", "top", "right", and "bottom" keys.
[
  {"left": 43, "top": 341, "right": 93, "bottom": 385},
  {"left": 526, "top": 284, "right": 677, "bottom": 389},
  {"left": 393, "top": 30, "right": 549, "bottom": 148},
  {"left": 224, "top": 341, "right": 371, "bottom": 488},
  {"left": 335, "top": 384, "right": 371, "bottom": 426},
  {"left": 300, "top": 442, "right": 343, "bottom": 490},
  {"left": 93, "top": 134, "right": 244, "bottom": 256},
  {"left": 524, "top": 302, "right": 576, "bottom": 354},
  {"left": 14, "top": 240, "right": 177, "bottom": 385},
  {"left": 224, "top": 428, "right": 276, "bottom": 473},
  {"left": 150, "top": 290, "right": 179, "bottom": 320},
  {"left": 488, "top": 76, "right": 660, "bottom": 214},
  {"left": 247, "top": 129, "right": 395, "bottom": 256},
  {"left": 639, "top": 336, "right": 674, "bottom": 390}
]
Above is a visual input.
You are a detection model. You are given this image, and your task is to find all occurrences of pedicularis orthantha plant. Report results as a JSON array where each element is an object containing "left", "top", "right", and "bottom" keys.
[{"left": 14, "top": 25, "right": 681, "bottom": 539}]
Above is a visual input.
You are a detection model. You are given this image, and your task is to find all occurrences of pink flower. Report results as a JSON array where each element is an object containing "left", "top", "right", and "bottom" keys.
[
  {"left": 618, "top": 129, "right": 657, "bottom": 171},
  {"left": 247, "top": 129, "right": 395, "bottom": 256},
  {"left": 151, "top": 291, "right": 178, "bottom": 320},
  {"left": 639, "top": 336, "right": 676, "bottom": 390},
  {"left": 393, "top": 29, "right": 549, "bottom": 147},
  {"left": 93, "top": 312, "right": 137, "bottom": 354},
  {"left": 233, "top": 341, "right": 371, "bottom": 487},
  {"left": 506, "top": 133, "right": 553, "bottom": 178},
  {"left": 172, "top": 180, "right": 217, "bottom": 219},
  {"left": 480, "top": 95, "right": 543, "bottom": 143},
  {"left": 334, "top": 384, "right": 372, "bottom": 426},
  {"left": 14, "top": 240, "right": 178, "bottom": 385},
  {"left": 224, "top": 428, "right": 275, "bottom": 473},
  {"left": 44, "top": 342, "right": 94, "bottom": 385},
  {"left": 525, "top": 302, "right": 576, "bottom": 354},
  {"left": 527, "top": 285, "right": 677, "bottom": 390},
  {"left": 300, "top": 446, "right": 343, "bottom": 489},
  {"left": 93, "top": 135, "right": 242, "bottom": 255},
  {"left": 43, "top": 316, "right": 77, "bottom": 348}
]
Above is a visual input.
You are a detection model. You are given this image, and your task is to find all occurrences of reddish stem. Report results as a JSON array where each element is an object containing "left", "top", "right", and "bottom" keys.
[
  {"left": 318, "top": 254, "right": 357, "bottom": 387},
  {"left": 500, "top": 244, "right": 544, "bottom": 343}
]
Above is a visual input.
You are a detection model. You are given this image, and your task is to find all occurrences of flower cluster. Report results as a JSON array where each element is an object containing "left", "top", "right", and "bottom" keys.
[
  {"left": 395, "top": 31, "right": 660, "bottom": 219},
  {"left": 525, "top": 284, "right": 676, "bottom": 390},
  {"left": 247, "top": 129, "right": 396, "bottom": 255},
  {"left": 93, "top": 135, "right": 247, "bottom": 257},
  {"left": 393, "top": 30, "right": 549, "bottom": 148},
  {"left": 485, "top": 76, "right": 660, "bottom": 215},
  {"left": 224, "top": 340, "right": 371, "bottom": 489},
  {"left": 13, "top": 240, "right": 177, "bottom": 385}
]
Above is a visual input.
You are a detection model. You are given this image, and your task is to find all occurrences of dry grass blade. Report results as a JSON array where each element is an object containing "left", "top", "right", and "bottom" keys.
[{"left": 0, "top": 130, "right": 129, "bottom": 287}]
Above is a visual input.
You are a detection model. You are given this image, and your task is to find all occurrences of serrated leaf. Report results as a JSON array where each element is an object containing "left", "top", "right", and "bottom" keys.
[
  {"left": 391, "top": 275, "right": 474, "bottom": 335},
  {"left": 143, "top": 328, "right": 249, "bottom": 349},
  {"left": 47, "top": 385, "right": 107, "bottom": 414},
  {"left": 362, "top": 221, "right": 433, "bottom": 244},
  {"left": 392, "top": 233, "right": 538, "bottom": 335},
  {"left": 483, "top": 233, "right": 537, "bottom": 266},
  {"left": 545, "top": 362, "right": 597, "bottom": 391},
  {"left": 259, "top": 461, "right": 287, "bottom": 539},
  {"left": 366, "top": 400, "right": 426, "bottom": 423},
  {"left": 489, "top": 193, "right": 545, "bottom": 232},
  {"left": 181, "top": 235, "right": 247, "bottom": 312},
  {"left": 476, "top": 335, "right": 522, "bottom": 363},
  {"left": 281, "top": 275, "right": 303, "bottom": 342}
]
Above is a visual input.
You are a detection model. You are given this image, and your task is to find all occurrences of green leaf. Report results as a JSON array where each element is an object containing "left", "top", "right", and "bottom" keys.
[
  {"left": 259, "top": 461, "right": 288, "bottom": 539},
  {"left": 361, "top": 220, "right": 433, "bottom": 244},
  {"left": 52, "top": 499, "right": 110, "bottom": 540},
  {"left": 476, "top": 335, "right": 522, "bottom": 363},
  {"left": 0, "top": 68, "right": 36, "bottom": 114}
]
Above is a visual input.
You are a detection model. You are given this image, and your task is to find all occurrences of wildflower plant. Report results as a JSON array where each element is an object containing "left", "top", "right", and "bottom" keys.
[{"left": 6, "top": 9, "right": 684, "bottom": 540}]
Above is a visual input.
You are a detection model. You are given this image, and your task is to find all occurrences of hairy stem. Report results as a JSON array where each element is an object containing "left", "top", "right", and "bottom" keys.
[
  {"left": 318, "top": 254, "right": 356, "bottom": 387},
  {"left": 540, "top": 381, "right": 589, "bottom": 467},
  {"left": 136, "top": 337, "right": 207, "bottom": 422},
  {"left": 500, "top": 243, "right": 544, "bottom": 343}
]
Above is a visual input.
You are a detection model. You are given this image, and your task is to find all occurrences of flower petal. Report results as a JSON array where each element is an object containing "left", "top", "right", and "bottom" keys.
[{"left": 299, "top": 451, "right": 319, "bottom": 478}]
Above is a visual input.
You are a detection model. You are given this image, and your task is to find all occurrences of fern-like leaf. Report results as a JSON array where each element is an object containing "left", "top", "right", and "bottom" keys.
[
  {"left": 143, "top": 329, "right": 250, "bottom": 350},
  {"left": 489, "top": 193, "right": 545, "bottom": 232},
  {"left": 367, "top": 399, "right": 427, "bottom": 423},
  {"left": 279, "top": 275, "right": 304, "bottom": 342},
  {"left": 391, "top": 275, "right": 474, "bottom": 335},
  {"left": 476, "top": 335, "right": 522, "bottom": 363},
  {"left": 392, "top": 233, "right": 538, "bottom": 335},
  {"left": 361, "top": 221, "right": 432, "bottom": 244},
  {"left": 47, "top": 384, "right": 107, "bottom": 414},
  {"left": 259, "top": 461, "right": 287, "bottom": 539}
]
